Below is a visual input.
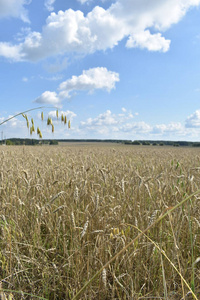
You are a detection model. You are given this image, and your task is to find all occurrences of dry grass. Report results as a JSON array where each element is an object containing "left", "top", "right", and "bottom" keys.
[{"left": 0, "top": 144, "right": 200, "bottom": 299}]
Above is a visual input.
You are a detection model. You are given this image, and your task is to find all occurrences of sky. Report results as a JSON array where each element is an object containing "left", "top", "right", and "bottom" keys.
[{"left": 1, "top": 0, "right": 200, "bottom": 141}]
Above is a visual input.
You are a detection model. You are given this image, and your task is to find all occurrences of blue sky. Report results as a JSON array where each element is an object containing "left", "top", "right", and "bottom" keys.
[{"left": 1, "top": 0, "right": 200, "bottom": 141}]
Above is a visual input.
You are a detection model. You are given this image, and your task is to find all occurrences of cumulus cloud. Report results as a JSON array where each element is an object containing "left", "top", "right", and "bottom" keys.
[
  {"left": 0, "top": 42, "right": 24, "bottom": 61},
  {"left": 185, "top": 110, "right": 200, "bottom": 128},
  {"left": 79, "top": 109, "right": 198, "bottom": 138},
  {"left": 59, "top": 67, "right": 119, "bottom": 98},
  {"left": 1, "top": 0, "right": 199, "bottom": 61},
  {"left": 0, "top": 114, "right": 30, "bottom": 138},
  {"left": 80, "top": 110, "right": 117, "bottom": 128},
  {"left": 0, "top": 0, "right": 30, "bottom": 22},
  {"left": 152, "top": 122, "right": 183, "bottom": 135},
  {"left": 121, "top": 121, "right": 152, "bottom": 133},
  {"left": 80, "top": 109, "right": 144, "bottom": 136},
  {"left": 126, "top": 30, "right": 170, "bottom": 52},
  {"left": 34, "top": 91, "right": 60, "bottom": 105},
  {"left": 34, "top": 67, "right": 119, "bottom": 106}
]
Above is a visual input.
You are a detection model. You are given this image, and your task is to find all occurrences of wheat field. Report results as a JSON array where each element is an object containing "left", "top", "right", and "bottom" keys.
[{"left": 0, "top": 144, "right": 200, "bottom": 299}]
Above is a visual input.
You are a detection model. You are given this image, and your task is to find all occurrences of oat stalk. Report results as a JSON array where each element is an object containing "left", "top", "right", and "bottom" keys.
[{"left": 0, "top": 107, "right": 45, "bottom": 126}]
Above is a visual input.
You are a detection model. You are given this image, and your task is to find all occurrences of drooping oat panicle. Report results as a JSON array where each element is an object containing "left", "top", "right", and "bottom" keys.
[
  {"left": 23, "top": 114, "right": 29, "bottom": 128},
  {"left": 61, "top": 114, "right": 64, "bottom": 122},
  {"left": 41, "top": 112, "right": 44, "bottom": 121},
  {"left": 47, "top": 117, "right": 53, "bottom": 126},
  {"left": 56, "top": 110, "right": 59, "bottom": 119},
  {"left": 113, "top": 228, "right": 119, "bottom": 235},
  {"left": 52, "top": 124, "right": 54, "bottom": 133},
  {"left": 37, "top": 127, "right": 42, "bottom": 138},
  {"left": 64, "top": 116, "right": 67, "bottom": 124},
  {"left": 68, "top": 120, "right": 71, "bottom": 128}
]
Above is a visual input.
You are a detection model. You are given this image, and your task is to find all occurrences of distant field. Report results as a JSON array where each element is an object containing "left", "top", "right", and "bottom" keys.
[
  {"left": 57, "top": 141, "right": 124, "bottom": 147},
  {"left": 0, "top": 144, "right": 200, "bottom": 299}
]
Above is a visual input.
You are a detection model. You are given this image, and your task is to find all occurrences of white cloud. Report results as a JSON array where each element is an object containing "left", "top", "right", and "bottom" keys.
[
  {"left": 1, "top": 0, "right": 200, "bottom": 61},
  {"left": 152, "top": 122, "right": 183, "bottom": 135},
  {"left": 34, "top": 67, "right": 119, "bottom": 106},
  {"left": 44, "top": 0, "right": 56, "bottom": 12},
  {"left": 79, "top": 109, "right": 199, "bottom": 138},
  {"left": 0, "top": 0, "right": 30, "bottom": 22},
  {"left": 59, "top": 67, "right": 119, "bottom": 98},
  {"left": 0, "top": 115, "right": 30, "bottom": 138},
  {"left": 121, "top": 121, "right": 152, "bottom": 133},
  {"left": 185, "top": 110, "right": 200, "bottom": 128},
  {"left": 80, "top": 110, "right": 118, "bottom": 128},
  {"left": 34, "top": 91, "right": 60, "bottom": 106},
  {"left": 126, "top": 30, "right": 170, "bottom": 52},
  {"left": 0, "top": 42, "right": 23, "bottom": 61},
  {"left": 80, "top": 110, "right": 144, "bottom": 137}
]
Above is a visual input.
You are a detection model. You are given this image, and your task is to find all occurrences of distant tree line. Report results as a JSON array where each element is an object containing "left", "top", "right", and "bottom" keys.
[
  {"left": 0, "top": 138, "right": 58, "bottom": 145},
  {"left": 121, "top": 140, "right": 199, "bottom": 147},
  {"left": 0, "top": 138, "right": 200, "bottom": 147}
]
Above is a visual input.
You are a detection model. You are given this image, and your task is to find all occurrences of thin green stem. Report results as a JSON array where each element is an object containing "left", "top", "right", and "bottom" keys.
[
  {"left": 72, "top": 190, "right": 200, "bottom": 300},
  {"left": 122, "top": 223, "right": 198, "bottom": 300},
  {"left": 0, "top": 106, "right": 59, "bottom": 126},
  {"left": 1, "top": 288, "right": 48, "bottom": 300},
  {"left": 187, "top": 200, "right": 195, "bottom": 292},
  {"left": 0, "top": 107, "right": 46, "bottom": 126}
]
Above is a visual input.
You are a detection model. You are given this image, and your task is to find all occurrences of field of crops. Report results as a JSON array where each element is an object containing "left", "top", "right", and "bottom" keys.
[{"left": 0, "top": 144, "right": 200, "bottom": 299}]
